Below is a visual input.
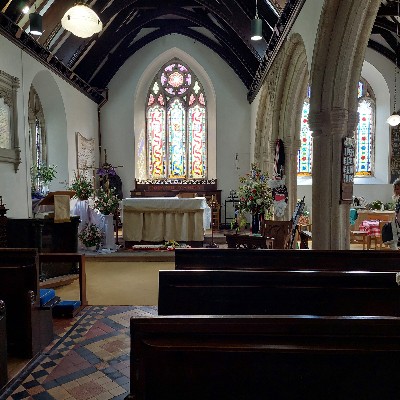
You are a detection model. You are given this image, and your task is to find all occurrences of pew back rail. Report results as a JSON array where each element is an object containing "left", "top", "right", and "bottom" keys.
[
  {"left": 175, "top": 248, "right": 400, "bottom": 271},
  {"left": 128, "top": 316, "right": 400, "bottom": 400},
  {"left": 158, "top": 270, "right": 400, "bottom": 316}
]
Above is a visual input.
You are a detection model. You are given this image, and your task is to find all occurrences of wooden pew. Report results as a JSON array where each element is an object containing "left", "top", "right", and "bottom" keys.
[
  {"left": 175, "top": 248, "right": 400, "bottom": 271},
  {"left": 0, "top": 248, "right": 55, "bottom": 358},
  {"left": 0, "top": 300, "right": 7, "bottom": 391},
  {"left": 158, "top": 270, "right": 400, "bottom": 316},
  {"left": 39, "top": 253, "right": 88, "bottom": 309},
  {"left": 127, "top": 315, "right": 400, "bottom": 400}
]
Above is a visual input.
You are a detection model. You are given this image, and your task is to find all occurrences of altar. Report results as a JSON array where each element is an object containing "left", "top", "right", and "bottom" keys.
[{"left": 122, "top": 197, "right": 211, "bottom": 244}]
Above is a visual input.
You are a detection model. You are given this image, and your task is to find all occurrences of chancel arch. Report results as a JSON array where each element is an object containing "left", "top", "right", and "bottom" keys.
[
  {"left": 255, "top": 33, "right": 308, "bottom": 219},
  {"left": 308, "top": 0, "right": 381, "bottom": 250},
  {"left": 134, "top": 48, "right": 216, "bottom": 181}
]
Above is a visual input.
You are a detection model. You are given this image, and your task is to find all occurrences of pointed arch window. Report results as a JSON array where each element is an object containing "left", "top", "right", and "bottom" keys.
[
  {"left": 297, "top": 86, "right": 312, "bottom": 176},
  {"left": 297, "top": 80, "right": 375, "bottom": 177},
  {"left": 28, "top": 86, "right": 47, "bottom": 191},
  {"left": 146, "top": 59, "right": 207, "bottom": 179},
  {"left": 355, "top": 79, "right": 375, "bottom": 176}
]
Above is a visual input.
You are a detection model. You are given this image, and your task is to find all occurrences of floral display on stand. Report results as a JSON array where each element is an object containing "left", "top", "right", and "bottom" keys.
[
  {"left": 78, "top": 222, "right": 103, "bottom": 250},
  {"left": 69, "top": 173, "right": 94, "bottom": 200},
  {"left": 93, "top": 187, "right": 119, "bottom": 215},
  {"left": 236, "top": 164, "right": 274, "bottom": 234}
]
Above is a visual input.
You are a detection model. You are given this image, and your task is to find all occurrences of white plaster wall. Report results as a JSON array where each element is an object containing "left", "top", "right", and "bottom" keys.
[
  {"left": 0, "top": 34, "right": 98, "bottom": 217},
  {"left": 101, "top": 34, "right": 251, "bottom": 204},
  {"left": 290, "top": 0, "right": 324, "bottom": 72}
]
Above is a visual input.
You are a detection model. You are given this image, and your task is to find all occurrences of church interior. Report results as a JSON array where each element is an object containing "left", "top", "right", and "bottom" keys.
[{"left": 2, "top": 0, "right": 400, "bottom": 399}]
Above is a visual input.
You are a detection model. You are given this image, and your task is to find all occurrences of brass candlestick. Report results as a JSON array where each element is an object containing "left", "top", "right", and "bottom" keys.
[{"left": 206, "top": 195, "right": 219, "bottom": 248}]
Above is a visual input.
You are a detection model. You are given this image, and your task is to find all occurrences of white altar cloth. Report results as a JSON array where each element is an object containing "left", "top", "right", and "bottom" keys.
[{"left": 122, "top": 197, "right": 211, "bottom": 242}]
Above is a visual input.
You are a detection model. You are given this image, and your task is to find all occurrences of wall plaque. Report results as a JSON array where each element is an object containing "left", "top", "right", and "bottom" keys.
[{"left": 340, "top": 137, "right": 355, "bottom": 203}]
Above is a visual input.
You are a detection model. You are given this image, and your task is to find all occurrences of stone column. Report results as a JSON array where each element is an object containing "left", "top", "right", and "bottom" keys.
[{"left": 309, "top": 108, "right": 358, "bottom": 249}]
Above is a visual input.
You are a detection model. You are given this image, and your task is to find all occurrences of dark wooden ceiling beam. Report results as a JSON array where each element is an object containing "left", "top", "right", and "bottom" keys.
[
  {"left": 377, "top": 1, "right": 400, "bottom": 17},
  {"left": 74, "top": 6, "right": 259, "bottom": 83},
  {"left": 371, "top": 25, "right": 397, "bottom": 53},
  {"left": 91, "top": 24, "right": 255, "bottom": 89}
]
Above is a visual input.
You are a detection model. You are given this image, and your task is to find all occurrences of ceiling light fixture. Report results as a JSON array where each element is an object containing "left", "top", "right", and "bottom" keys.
[
  {"left": 22, "top": 5, "right": 29, "bottom": 14},
  {"left": 29, "top": 9, "right": 42, "bottom": 36},
  {"left": 61, "top": 3, "right": 102, "bottom": 39},
  {"left": 387, "top": 0, "right": 400, "bottom": 127},
  {"left": 251, "top": 0, "right": 262, "bottom": 41}
]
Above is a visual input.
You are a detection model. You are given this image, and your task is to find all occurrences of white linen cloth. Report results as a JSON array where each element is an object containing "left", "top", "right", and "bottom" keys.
[
  {"left": 72, "top": 199, "right": 116, "bottom": 249},
  {"left": 122, "top": 197, "right": 211, "bottom": 242}
]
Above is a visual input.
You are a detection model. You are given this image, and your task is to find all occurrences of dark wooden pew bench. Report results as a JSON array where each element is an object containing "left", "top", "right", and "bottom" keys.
[
  {"left": 175, "top": 248, "right": 400, "bottom": 271},
  {"left": 127, "top": 315, "right": 400, "bottom": 400},
  {"left": 0, "top": 248, "right": 55, "bottom": 358},
  {"left": 158, "top": 270, "right": 400, "bottom": 316},
  {"left": 0, "top": 300, "right": 7, "bottom": 391}
]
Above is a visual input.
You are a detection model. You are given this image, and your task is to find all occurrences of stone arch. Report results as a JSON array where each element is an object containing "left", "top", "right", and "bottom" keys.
[
  {"left": 255, "top": 32, "right": 308, "bottom": 218},
  {"left": 133, "top": 47, "right": 217, "bottom": 179},
  {"left": 308, "top": 0, "right": 380, "bottom": 249}
]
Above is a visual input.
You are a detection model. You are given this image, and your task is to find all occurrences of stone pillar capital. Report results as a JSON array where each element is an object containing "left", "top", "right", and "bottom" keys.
[{"left": 309, "top": 108, "right": 358, "bottom": 137}]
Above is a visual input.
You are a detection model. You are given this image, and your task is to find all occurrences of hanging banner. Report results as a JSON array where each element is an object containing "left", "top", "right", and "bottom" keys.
[{"left": 340, "top": 137, "right": 355, "bottom": 203}]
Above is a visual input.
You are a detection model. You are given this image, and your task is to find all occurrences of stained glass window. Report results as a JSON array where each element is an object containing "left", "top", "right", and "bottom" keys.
[
  {"left": 297, "top": 87, "right": 312, "bottom": 176},
  {"left": 355, "top": 79, "right": 375, "bottom": 176},
  {"left": 146, "top": 59, "right": 207, "bottom": 179},
  {"left": 28, "top": 86, "right": 47, "bottom": 190},
  {"left": 297, "top": 80, "right": 375, "bottom": 177}
]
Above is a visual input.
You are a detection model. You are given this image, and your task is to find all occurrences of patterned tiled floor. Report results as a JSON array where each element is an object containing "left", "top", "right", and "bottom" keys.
[{"left": 2, "top": 306, "right": 158, "bottom": 400}]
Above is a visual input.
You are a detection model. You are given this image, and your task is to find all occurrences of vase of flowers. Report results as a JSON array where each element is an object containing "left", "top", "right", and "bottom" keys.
[
  {"left": 31, "top": 163, "right": 57, "bottom": 196},
  {"left": 69, "top": 173, "right": 94, "bottom": 200},
  {"left": 78, "top": 222, "right": 103, "bottom": 250},
  {"left": 94, "top": 187, "right": 119, "bottom": 215},
  {"left": 237, "top": 163, "right": 273, "bottom": 233}
]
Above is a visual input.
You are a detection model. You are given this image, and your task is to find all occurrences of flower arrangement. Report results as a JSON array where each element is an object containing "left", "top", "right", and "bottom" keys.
[
  {"left": 31, "top": 163, "right": 57, "bottom": 195},
  {"left": 78, "top": 223, "right": 103, "bottom": 249},
  {"left": 237, "top": 163, "right": 273, "bottom": 217},
  {"left": 94, "top": 187, "right": 119, "bottom": 215},
  {"left": 367, "top": 200, "right": 383, "bottom": 211},
  {"left": 69, "top": 173, "right": 94, "bottom": 200}
]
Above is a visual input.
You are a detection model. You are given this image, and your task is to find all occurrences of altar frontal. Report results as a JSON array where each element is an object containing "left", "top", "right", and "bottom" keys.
[{"left": 122, "top": 197, "right": 211, "bottom": 243}]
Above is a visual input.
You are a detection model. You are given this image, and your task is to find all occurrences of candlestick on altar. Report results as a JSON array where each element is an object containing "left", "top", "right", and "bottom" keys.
[{"left": 206, "top": 195, "right": 219, "bottom": 248}]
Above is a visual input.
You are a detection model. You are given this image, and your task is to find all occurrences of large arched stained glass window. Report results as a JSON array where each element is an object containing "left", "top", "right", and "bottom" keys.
[
  {"left": 146, "top": 59, "right": 207, "bottom": 179},
  {"left": 297, "top": 80, "right": 375, "bottom": 177},
  {"left": 297, "top": 86, "right": 312, "bottom": 176},
  {"left": 355, "top": 79, "right": 375, "bottom": 176}
]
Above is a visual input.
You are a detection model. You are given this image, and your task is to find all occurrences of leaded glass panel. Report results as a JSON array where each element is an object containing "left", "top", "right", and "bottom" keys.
[
  {"left": 145, "top": 58, "right": 207, "bottom": 179},
  {"left": 297, "top": 99, "right": 312, "bottom": 176},
  {"left": 147, "top": 106, "right": 166, "bottom": 178},
  {"left": 355, "top": 98, "right": 374, "bottom": 176},
  {"left": 168, "top": 99, "right": 186, "bottom": 178},
  {"left": 188, "top": 104, "right": 207, "bottom": 178}
]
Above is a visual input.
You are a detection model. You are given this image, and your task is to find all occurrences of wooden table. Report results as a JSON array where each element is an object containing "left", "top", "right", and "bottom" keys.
[{"left": 225, "top": 233, "right": 274, "bottom": 249}]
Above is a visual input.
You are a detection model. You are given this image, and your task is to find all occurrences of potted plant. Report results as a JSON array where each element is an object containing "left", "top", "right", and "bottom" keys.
[
  {"left": 78, "top": 222, "right": 103, "bottom": 250},
  {"left": 69, "top": 173, "right": 94, "bottom": 200},
  {"left": 31, "top": 163, "right": 57, "bottom": 195}
]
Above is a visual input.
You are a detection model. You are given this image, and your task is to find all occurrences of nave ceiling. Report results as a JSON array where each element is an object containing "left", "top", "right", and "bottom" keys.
[{"left": 0, "top": 0, "right": 397, "bottom": 104}]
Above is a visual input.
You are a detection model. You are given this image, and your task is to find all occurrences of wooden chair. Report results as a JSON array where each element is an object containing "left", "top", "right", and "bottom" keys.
[
  {"left": 350, "top": 230, "right": 368, "bottom": 250},
  {"left": 260, "top": 220, "right": 292, "bottom": 249}
]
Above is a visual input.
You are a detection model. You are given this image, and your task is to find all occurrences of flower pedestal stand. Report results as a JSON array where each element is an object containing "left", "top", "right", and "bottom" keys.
[
  {"left": 102, "top": 214, "right": 116, "bottom": 250},
  {"left": 251, "top": 213, "right": 261, "bottom": 235}
]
